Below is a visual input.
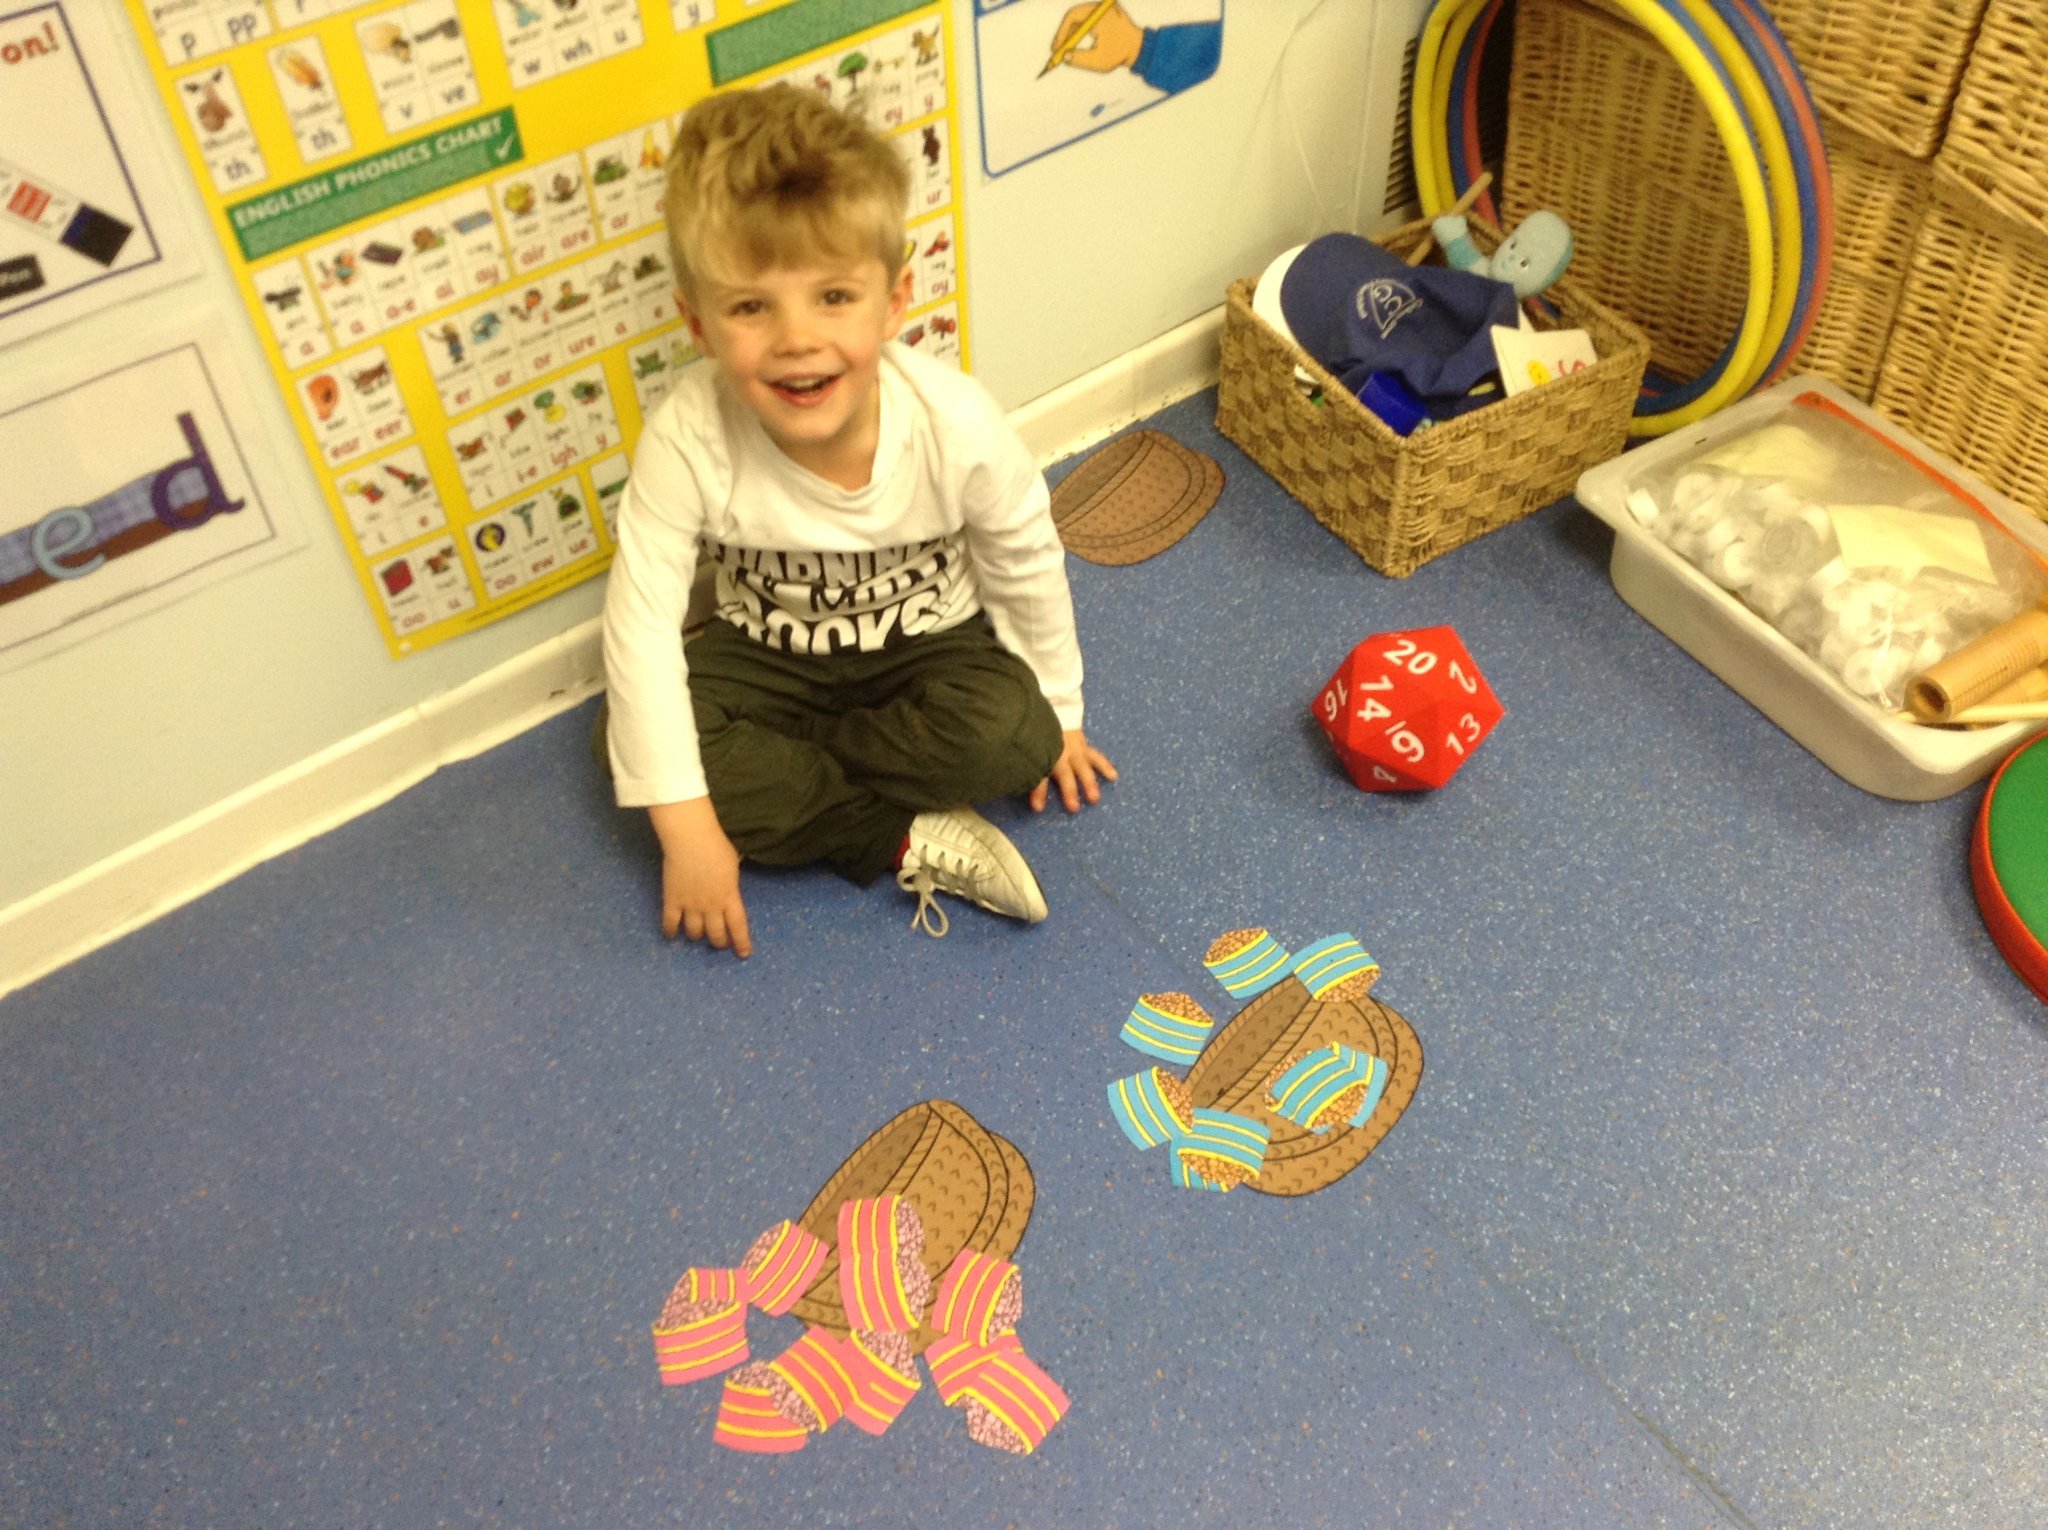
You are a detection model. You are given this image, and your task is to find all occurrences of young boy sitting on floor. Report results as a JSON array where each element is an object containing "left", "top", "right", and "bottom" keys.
[{"left": 600, "top": 84, "right": 1115, "bottom": 959}]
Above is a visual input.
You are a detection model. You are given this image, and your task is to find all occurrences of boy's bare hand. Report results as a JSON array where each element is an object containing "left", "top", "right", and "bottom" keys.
[
  {"left": 1030, "top": 728, "right": 1118, "bottom": 813},
  {"left": 648, "top": 798, "right": 753, "bottom": 958}
]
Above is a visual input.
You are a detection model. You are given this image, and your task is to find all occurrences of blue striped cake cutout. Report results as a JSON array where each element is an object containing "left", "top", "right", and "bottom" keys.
[
  {"left": 1269, "top": 1043, "right": 1385, "bottom": 1134},
  {"left": 1289, "top": 933, "right": 1380, "bottom": 998},
  {"left": 1170, "top": 1154, "right": 1229, "bottom": 1191},
  {"left": 1107, "top": 1067, "right": 1190, "bottom": 1151},
  {"left": 1347, "top": 1053, "right": 1390, "bottom": 1128},
  {"left": 1170, "top": 1107, "right": 1271, "bottom": 1189},
  {"left": 1203, "top": 929, "right": 1293, "bottom": 998},
  {"left": 1119, "top": 992, "right": 1215, "bottom": 1062}
]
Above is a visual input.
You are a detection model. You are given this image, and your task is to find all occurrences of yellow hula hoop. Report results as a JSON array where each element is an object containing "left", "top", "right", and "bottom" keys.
[
  {"left": 1415, "top": 0, "right": 1495, "bottom": 213},
  {"left": 1410, "top": 0, "right": 1785, "bottom": 434},
  {"left": 1416, "top": 0, "right": 1474, "bottom": 212},
  {"left": 1672, "top": 0, "right": 1802, "bottom": 396},
  {"left": 1410, "top": 0, "right": 1453, "bottom": 209}
]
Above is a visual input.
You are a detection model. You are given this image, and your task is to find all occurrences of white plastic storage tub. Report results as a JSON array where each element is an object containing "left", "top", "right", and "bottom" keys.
[{"left": 1575, "top": 379, "right": 2048, "bottom": 800}]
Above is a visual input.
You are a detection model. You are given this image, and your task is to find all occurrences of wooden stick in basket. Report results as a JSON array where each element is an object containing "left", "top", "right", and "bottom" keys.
[
  {"left": 1945, "top": 701, "right": 2048, "bottom": 725},
  {"left": 1403, "top": 171, "right": 1494, "bottom": 265}
]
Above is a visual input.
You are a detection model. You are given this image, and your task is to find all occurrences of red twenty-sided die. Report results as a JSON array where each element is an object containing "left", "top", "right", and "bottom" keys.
[{"left": 1311, "top": 626, "right": 1504, "bottom": 791}]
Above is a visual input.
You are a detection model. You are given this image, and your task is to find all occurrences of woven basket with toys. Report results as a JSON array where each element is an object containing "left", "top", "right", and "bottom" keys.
[{"left": 1216, "top": 202, "right": 1648, "bottom": 578}]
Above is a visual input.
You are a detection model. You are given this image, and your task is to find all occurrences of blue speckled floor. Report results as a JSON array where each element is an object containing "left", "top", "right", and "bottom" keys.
[{"left": 5, "top": 392, "right": 2045, "bottom": 1529}]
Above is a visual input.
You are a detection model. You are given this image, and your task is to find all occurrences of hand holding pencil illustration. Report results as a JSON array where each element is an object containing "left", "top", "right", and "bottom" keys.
[{"left": 1042, "top": 1, "right": 1143, "bottom": 76}]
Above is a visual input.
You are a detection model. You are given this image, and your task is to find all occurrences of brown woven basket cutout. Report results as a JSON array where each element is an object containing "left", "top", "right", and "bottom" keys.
[
  {"left": 1184, "top": 980, "right": 1314, "bottom": 1106},
  {"left": 981, "top": 1134, "right": 1036, "bottom": 1293},
  {"left": 788, "top": 1099, "right": 1031, "bottom": 1347},
  {"left": 1051, "top": 429, "right": 1225, "bottom": 565},
  {"left": 1185, "top": 976, "right": 1424, "bottom": 1198}
]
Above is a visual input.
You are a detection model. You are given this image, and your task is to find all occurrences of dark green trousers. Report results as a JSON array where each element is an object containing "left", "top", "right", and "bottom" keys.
[{"left": 683, "top": 617, "right": 1064, "bottom": 885}]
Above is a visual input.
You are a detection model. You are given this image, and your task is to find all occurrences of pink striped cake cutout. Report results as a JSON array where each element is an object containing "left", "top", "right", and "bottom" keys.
[
  {"left": 839, "top": 1332, "right": 921, "bottom": 1436},
  {"left": 765, "top": 1328, "right": 860, "bottom": 1433},
  {"left": 924, "top": 1331, "right": 1069, "bottom": 1454},
  {"left": 962, "top": 1344, "right": 1069, "bottom": 1454},
  {"left": 930, "top": 1249, "right": 1022, "bottom": 1347},
  {"left": 650, "top": 1267, "right": 750, "bottom": 1386},
  {"left": 711, "top": 1379, "right": 809, "bottom": 1454},
  {"left": 924, "top": 1329, "right": 1022, "bottom": 1406},
  {"left": 742, "top": 1220, "right": 828, "bottom": 1316},
  {"left": 650, "top": 1303, "right": 748, "bottom": 1386},
  {"left": 669, "top": 1266, "right": 743, "bottom": 1308},
  {"left": 836, "top": 1196, "right": 921, "bottom": 1332}
]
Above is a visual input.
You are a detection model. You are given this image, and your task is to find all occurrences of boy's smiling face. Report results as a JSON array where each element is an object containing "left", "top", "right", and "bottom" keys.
[{"left": 681, "top": 248, "right": 914, "bottom": 490}]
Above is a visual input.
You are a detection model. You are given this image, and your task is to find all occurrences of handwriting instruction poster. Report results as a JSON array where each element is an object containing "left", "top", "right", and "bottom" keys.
[
  {"left": 123, "top": 0, "right": 970, "bottom": 657},
  {"left": 974, "top": 0, "right": 1221, "bottom": 177}
]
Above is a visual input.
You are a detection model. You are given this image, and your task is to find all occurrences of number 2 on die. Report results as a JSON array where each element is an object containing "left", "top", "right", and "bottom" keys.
[{"left": 1312, "top": 626, "right": 1504, "bottom": 791}]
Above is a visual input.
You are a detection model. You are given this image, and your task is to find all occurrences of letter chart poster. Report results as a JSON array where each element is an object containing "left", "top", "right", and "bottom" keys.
[{"left": 123, "top": 0, "right": 971, "bottom": 657}]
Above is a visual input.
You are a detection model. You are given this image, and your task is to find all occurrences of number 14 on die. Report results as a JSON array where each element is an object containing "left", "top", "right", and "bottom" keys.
[{"left": 1313, "top": 627, "right": 1505, "bottom": 792}]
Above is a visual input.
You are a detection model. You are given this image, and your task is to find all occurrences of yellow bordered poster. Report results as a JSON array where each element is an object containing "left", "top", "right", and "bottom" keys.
[{"left": 124, "top": 0, "right": 970, "bottom": 656}]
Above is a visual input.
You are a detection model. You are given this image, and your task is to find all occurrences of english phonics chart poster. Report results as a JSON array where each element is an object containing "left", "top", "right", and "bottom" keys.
[{"left": 125, "top": 0, "right": 970, "bottom": 657}]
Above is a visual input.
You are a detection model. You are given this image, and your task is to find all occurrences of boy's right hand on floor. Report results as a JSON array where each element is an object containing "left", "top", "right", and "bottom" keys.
[{"left": 648, "top": 798, "right": 753, "bottom": 959}]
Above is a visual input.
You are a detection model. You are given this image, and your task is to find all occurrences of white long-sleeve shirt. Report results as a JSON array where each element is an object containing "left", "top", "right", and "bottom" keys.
[{"left": 601, "top": 341, "right": 1085, "bottom": 807}]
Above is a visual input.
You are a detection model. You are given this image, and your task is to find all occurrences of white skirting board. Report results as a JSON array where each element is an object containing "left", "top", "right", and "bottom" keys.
[
  {"left": 0, "top": 627, "right": 609, "bottom": 1002},
  {"left": 0, "top": 308, "right": 1223, "bottom": 1000}
]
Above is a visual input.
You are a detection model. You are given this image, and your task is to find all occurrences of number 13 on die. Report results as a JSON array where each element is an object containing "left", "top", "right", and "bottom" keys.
[{"left": 1312, "top": 627, "right": 1505, "bottom": 792}]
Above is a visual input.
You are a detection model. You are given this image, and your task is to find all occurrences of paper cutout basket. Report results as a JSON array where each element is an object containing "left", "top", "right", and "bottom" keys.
[
  {"left": 1185, "top": 975, "right": 1423, "bottom": 1196},
  {"left": 786, "top": 1099, "right": 1034, "bottom": 1355}
]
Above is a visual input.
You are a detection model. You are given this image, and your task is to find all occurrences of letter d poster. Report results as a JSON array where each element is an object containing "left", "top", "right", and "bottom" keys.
[{"left": 121, "top": 0, "right": 971, "bottom": 658}]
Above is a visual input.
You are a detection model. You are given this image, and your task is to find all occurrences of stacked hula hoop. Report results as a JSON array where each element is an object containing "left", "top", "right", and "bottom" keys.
[{"left": 1412, "top": 0, "right": 1835, "bottom": 436}]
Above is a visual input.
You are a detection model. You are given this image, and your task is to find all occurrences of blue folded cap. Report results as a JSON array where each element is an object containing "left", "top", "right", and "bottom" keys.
[{"left": 1279, "top": 232, "right": 1519, "bottom": 402}]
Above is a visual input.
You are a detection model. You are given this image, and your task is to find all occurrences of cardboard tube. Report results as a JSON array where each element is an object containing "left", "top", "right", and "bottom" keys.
[
  {"left": 1986, "top": 664, "right": 2048, "bottom": 708},
  {"left": 1906, "top": 608, "right": 2048, "bottom": 722}
]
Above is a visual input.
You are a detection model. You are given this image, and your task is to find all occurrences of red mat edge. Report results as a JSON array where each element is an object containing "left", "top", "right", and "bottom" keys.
[{"left": 1971, "top": 743, "right": 2048, "bottom": 1005}]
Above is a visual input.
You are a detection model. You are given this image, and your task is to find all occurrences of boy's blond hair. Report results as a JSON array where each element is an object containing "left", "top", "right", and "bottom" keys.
[{"left": 664, "top": 85, "right": 910, "bottom": 298}]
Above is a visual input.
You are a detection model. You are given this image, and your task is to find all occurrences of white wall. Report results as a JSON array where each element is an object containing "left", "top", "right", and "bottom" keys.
[
  {"left": 0, "top": 22, "right": 608, "bottom": 915},
  {"left": 0, "top": 0, "right": 1422, "bottom": 966},
  {"left": 970, "top": 0, "right": 1423, "bottom": 407}
]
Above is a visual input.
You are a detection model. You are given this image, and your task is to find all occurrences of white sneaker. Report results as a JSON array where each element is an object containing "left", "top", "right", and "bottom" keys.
[{"left": 895, "top": 807, "right": 1049, "bottom": 936}]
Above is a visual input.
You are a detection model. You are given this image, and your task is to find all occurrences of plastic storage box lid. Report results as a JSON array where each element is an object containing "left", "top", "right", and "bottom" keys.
[{"left": 1575, "top": 378, "right": 2048, "bottom": 801}]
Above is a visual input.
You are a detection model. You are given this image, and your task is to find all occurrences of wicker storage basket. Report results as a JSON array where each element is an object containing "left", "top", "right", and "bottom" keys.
[
  {"left": 1213, "top": 218, "right": 1648, "bottom": 578},
  {"left": 1874, "top": 178, "right": 2048, "bottom": 524},
  {"left": 1757, "top": 0, "right": 1989, "bottom": 159},
  {"left": 1504, "top": 0, "right": 1929, "bottom": 402},
  {"left": 1796, "top": 126, "right": 1932, "bottom": 398},
  {"left": 1938, "top": 0, "right": 2048, "bottom": 239}
]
